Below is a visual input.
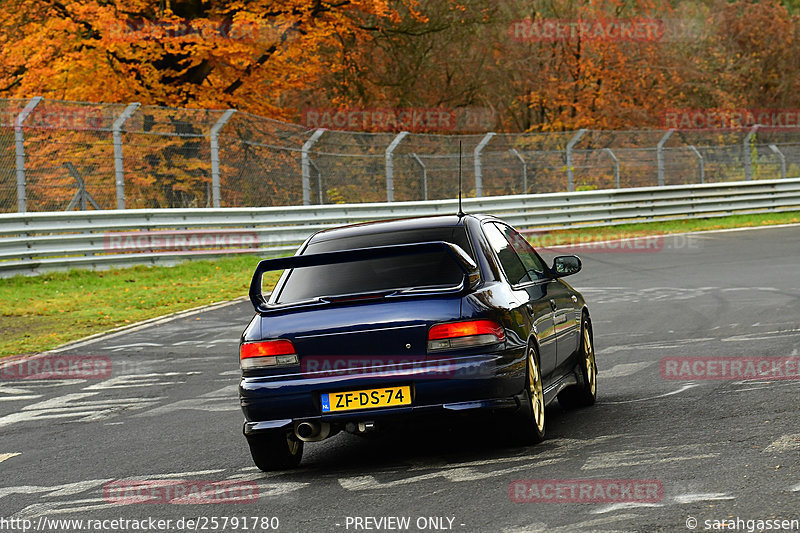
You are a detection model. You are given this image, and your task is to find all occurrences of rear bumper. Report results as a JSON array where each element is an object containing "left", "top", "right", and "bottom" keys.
[{"left": 239, "top": 353, "right": 524, "bottom": 434}]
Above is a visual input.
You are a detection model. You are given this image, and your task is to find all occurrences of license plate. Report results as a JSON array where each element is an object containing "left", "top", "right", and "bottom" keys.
[{"left": 321, "top": 386, "right": 411, "bottom": 413}]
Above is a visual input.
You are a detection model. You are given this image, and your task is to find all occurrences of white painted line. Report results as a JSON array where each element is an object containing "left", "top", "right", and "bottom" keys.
[
  {"left": 503, "top": 514, "right": 640, "bottom": 533},
  {"left": 40, "top": 296, "right": 250, "bottom": 355},
  {"left": 255, "top": 482, "right": 310, "bottom": 498},
  {"left": 532, "top": 222, "right": 800, "bottom": 251},
  {"left": 0, "top": 392, "right": 164, "bottom": 428},
  {"left": 0, "top": 396, "right": 41, "bottom": 402},
  {"left": 673, "top": 492, "right": 734, "bottom": 504},
  {"left": 582, "top": 445, "right": 717, "bottom": 471},
  {"left": 340, "top": 458, "right": 566, "bottom": 490},
  {"left": 139, "top": 384, "right": 238, "bottom": 416},
  {"left": 0, "top": 385, "right": 35, "bottom": 394},
  {"left": 599, "top": 362, "right": 653, "bottom": 379},
  {"left": 83, "top": 372, "right": 188, "bottom": 391},
  {"left": 120, "top": 469, "right": 225, "bottom": 481},
  {"left": 764, "top": 434, "right": 800, "bottom": 453},
  {"left": 172, "top": 338, "right": 240, "bottom": 346},
  {"left": 106, "top": 343, "right": 163, "bottom": 349},
  {"left": 791, "top": 483, "right": 800, "bottom": 492},
  {"left": 0, "top": 452, "right": 21, "bottom": 463},
  {"left": 602, "top": 384, "right": 699, "bottom": 404},
  {"left": 722, "top": 330, "right": 800, "bottom": 342},
  {"left": 9, "top": 479, "right": 307, "bottom": 519},
  {"left": 13, "top": 479, "right": 110, "bottom": 500},
  {"left": 501, "top": 521, "right": 548, "bottom": 533},
  {"left": 407, "top": 452, "right": 555, "bottom": 471},
  {"left": 14, "top": 498, "right": 119, "bottom": 520},
  {"left": 590, "top": 502, "right": 664, "bottom": 514},
  {"left": 686, "top": 222, "right": 800, "bottom": 236}
]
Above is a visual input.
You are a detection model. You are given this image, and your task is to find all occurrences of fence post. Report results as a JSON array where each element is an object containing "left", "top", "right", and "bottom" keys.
[
  {"left": 385, "top": 131, "right": 409, "bottom": 202},
  {"left": 301, "top": 128, "right": 326, "bottom": 206},
  {"left": 603, "top": 148, "right": 620, "bottom": 188},
  {"left": 208, "top": 109, "right": 236, "bottom": 209},
  {"left": 474, "top": 132, "right": 496, "bottom": 197},
  {"left": 14, "top": 96, "right": 43, "bottom": 213},
  {"left": 309, "top": 159, "right": 323, "bottom": 204},
  {"left": 768, "top": 144, "right": 786, "bottom": 180},
  {"left": 657, "top": 128, "right": 675, "bottom": 187},
  {"left": 688, "top": 145, "right": 704, "bottom": 184},
  {"left": 112, "top": 102, "right": 140, "bottom": 210},
  {"left": 409, "top": 153, "right": 427, "bottom": 201},
  {"left": 508, "top": 148, "right": 528, "bottom": 194},
  {"left": 744, "top": 125, "right": 760, "bottom": 181},
  {"left": 566, "top": 129, "right": 587, "bottom": 192}
]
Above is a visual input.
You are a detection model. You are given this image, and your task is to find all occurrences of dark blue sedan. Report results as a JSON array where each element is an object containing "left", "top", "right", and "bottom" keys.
[{"left": 239, "top": 214, "right": 596, "bottom": 470}]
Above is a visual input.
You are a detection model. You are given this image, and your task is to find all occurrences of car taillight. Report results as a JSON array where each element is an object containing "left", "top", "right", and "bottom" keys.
[
  {"left": 427, "top": 320, "right": 505, "bottom": 352},
  {"left": 240, "top": 339, "right": 298, "bottom": 370}
]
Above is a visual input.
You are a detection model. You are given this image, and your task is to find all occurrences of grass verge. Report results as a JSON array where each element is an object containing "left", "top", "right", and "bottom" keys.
[
  {"left": 0, "top": 255, "right": 278, "bottom": 357},
  {"left": 524, "top": 211, "right": 800, "bottom": 245},
  {"left": 1, "top": 210, "right": 798, "bottom": 357}
]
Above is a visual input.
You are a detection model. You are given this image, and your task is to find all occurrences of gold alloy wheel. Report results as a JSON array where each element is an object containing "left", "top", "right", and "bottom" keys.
[
  {"left": 287, "top": 434, "right": 302, "bottom": 455},
  {"left": 527, "top": 347, "right": 545, "bottom": 432},
  {"left": 583, "top": 325, "right": 597, "bottom": 397}
]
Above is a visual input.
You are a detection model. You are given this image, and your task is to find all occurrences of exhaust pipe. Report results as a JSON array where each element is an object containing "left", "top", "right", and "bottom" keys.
[
  {"left": 345, "top": 421, "right": 377, "bottom": 434},
  {"left": 294, "top": 421, "right": 333, "bottom": 442}
]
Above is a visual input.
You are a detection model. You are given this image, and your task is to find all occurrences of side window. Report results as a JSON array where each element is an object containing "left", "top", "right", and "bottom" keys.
[
  {"left": 482, "top": 223, "right": 531, "bottom": 285},
  {"left": 498, "top": 224, "right": 547, "bottom": 280}
]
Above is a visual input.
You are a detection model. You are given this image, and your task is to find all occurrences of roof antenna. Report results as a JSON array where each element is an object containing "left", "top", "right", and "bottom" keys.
[{"left": 457, "top": 140, "right": 465, "bottom": 217}]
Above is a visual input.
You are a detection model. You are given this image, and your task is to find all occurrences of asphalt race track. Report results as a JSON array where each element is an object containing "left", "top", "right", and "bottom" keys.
[{"left": 1, "top": 225, "right": 799, "bottom": 533}]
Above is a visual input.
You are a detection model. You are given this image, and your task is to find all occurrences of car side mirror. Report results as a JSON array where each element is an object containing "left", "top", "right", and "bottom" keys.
[{"left": 552, "top": 255, "right": 581, "bottom": 277}]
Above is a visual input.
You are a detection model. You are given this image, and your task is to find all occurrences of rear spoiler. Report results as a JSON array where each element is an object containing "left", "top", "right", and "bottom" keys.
[{"left": 249, "top": 241, "right": 480, "bottom": 313}]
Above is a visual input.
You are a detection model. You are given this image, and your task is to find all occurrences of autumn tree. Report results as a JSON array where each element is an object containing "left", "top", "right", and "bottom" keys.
[{"left": 0, "top": 0, "right": 410, "bottom": 119}]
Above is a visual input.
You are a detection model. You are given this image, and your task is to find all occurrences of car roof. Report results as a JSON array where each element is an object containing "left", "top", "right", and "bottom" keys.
[{"left": 309, "top": 214, "right": 488, "bottom": 243}]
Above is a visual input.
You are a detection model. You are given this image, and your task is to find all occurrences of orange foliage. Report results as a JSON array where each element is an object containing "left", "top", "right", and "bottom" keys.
[
  {"left": 1, "top": 0, "right": 799, "bottom": 131},
  {"left": 0, "top": 0, "right": 405, "bottom": 119}
]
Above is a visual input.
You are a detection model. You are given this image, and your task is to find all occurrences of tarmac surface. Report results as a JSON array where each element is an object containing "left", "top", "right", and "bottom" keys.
[{"left": 1, "top": 224, "right": 799, "bottom": 533}]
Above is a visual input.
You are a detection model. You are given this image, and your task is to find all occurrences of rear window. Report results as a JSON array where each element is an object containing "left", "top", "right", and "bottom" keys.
[{"left": 275, "top": 227, "right": 473, "bottom": 303}]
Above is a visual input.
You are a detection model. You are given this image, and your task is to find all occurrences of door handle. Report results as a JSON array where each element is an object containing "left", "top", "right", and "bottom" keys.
[{"left": 549, "top": 299, "right": 557, "bottom": 311}]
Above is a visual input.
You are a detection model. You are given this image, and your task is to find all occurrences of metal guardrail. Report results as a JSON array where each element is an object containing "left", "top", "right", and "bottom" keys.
[{"left": 2, "top": 177, "right": 800, "bottom": 277}]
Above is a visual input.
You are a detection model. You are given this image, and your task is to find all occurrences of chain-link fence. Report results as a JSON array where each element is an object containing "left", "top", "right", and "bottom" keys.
[{"left": 2, "top": 97, "right": 799, "bottom": 213}]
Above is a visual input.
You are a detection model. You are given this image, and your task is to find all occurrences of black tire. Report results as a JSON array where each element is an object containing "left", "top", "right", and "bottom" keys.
[
  {"left": 515, "top": 344, "right": 546, "bottom": 444},
  {"left": 246, "top": 429, "right": 304, "bottom": 471},
  {"left": 558, "top": 316, "right": 597, "bottom": 409}
]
